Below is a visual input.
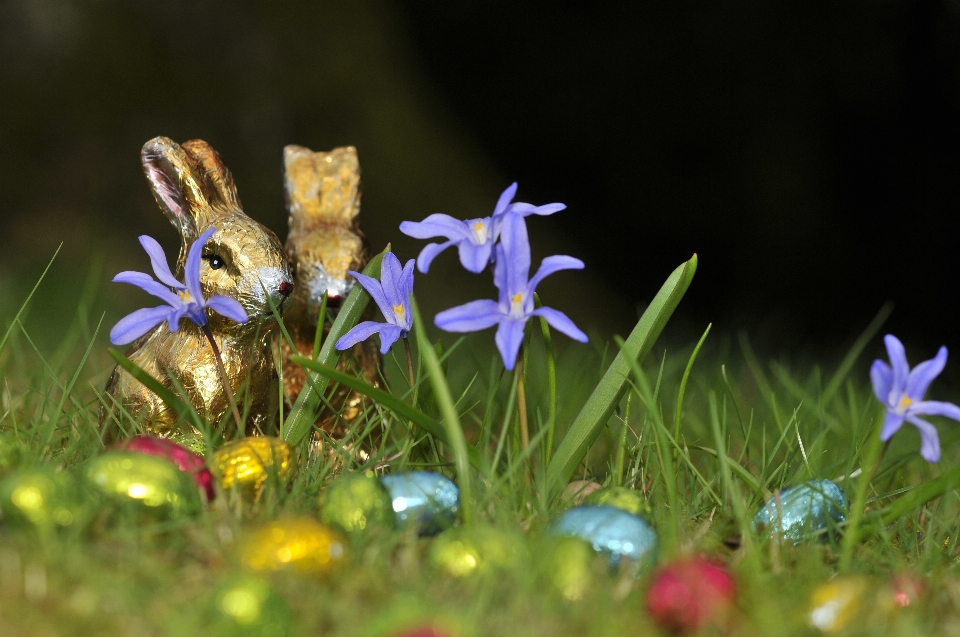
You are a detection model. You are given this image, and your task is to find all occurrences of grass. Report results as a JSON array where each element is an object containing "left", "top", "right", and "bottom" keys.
[{"left": 4, "top": 253, "right": 960, "bottom": 636}]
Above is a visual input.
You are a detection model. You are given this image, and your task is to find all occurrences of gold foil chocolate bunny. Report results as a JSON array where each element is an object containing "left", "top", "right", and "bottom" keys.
[
  {"left": 280, "top": 145, "right": 380, "bottom": 440},
  {"left": 101, "top": 137, "right": 294, "bottom": 439}
]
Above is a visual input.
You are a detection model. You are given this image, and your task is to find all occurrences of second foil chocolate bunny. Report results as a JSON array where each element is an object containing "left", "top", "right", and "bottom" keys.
[
  {"left": 101, "top": 137, "right": 294, "bottom": 442},
  {"left": 280, "top": 145, "right": 381, "bottom": 441}
]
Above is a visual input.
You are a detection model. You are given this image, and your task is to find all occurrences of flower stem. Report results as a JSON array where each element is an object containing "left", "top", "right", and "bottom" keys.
[
  {"left": 839, "top": 419, "right": 889, "bottom": 571},
  {"left": 404, "top": 336, "right": 416, "bottom": 395},
  {"left": 201, "top": 323, "right": 244, "bottom": 434},
  {"left": 516, "top": 353, "right": 529, "bottom": 452}
]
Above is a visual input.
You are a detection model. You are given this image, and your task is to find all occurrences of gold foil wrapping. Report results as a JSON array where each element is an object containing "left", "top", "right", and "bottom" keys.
[
  {"left": 280, "top": 145, "right": 381, "bottom": 441},
  {"left": 214, "top": 437, "right": 294, "bottom": 495},
  {"left": 241, "top": 517, "right": 349, "bottom": 575}
]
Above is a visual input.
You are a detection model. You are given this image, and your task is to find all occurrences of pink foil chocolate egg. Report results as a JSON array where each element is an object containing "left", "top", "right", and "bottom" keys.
[
  {"left": 646, "top": 556, "right": 736, "bottom": 633},
  {"left": 112, "top": 435, "right": 215, "bottom": 501}
]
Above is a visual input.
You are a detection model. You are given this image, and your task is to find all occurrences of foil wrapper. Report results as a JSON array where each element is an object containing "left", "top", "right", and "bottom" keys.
[
  {"left": 86, "top": 451, "right": 201, "bottom": 518},
  {"left": 646, "top": 557, "right": 736, "bottom": 632},
  {"left": 240, "top": 517, "right": 349, "bottom": 575},
  {"left": 214, "top": 437, "right": 294, "bottom": 496},
  {"left": 113, "top": 435, "right": 214, "bottom": 501},
  {"left": 212, "top": 575, "right": 292, "bottom": 637},
  {"left": 101, "top": 136, "right": 292, "bottom": 438},
  {"left": 754, "top": 479, "right": 847, "bottom": 544},
  {"left": 549, "top": 505, "right": 658, "bottom": 572},
  {"left": 808, "top": 576, "right": 869, "bottom": 632},
  {"left": 537, "top": 536, "right": 600, "bottom": 601},
  {"left": 318, "top": 471, "right": 395, "bottom": 533},
  {"left": 429, "top": 526, "right": 527, "bottom": 578},
  {"left": 582, "top": 486, "right": 651, "bottom": 517},
  {"left": 380, "top": 471, "right": 460, "bottom": 536},
  {"left": 0, "top": 467, "right": 90, "bottom": 531}
]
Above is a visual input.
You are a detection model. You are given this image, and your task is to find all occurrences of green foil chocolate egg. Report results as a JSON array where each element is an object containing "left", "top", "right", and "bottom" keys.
[
  {"left": 429, "top": 526, "right": 528, "bottom": 578},
  {"left": 754, "top": 479, "right": 847, "bottom": 544},
  {"left": 537, "top": 536, "right": 601, "bottom": 601},
  {"left": 582, "top": 486, "right": 651, "bottom": 517},
  {"left": 0, "top": 467, "right": 89, "bottom": 532},
  {"left": 319, "top": 471, "right": 395, "bottom": 533},
  {"left": 86, "top": 451, "right": 201, "bottom": 518},
  {"left": 212, "top": 576, "right": 292, "bottom": 637}
]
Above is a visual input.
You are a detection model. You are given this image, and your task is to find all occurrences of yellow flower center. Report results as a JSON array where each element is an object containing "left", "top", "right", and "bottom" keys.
[
  {"left": 899, "top": 396, "right": 913, "bottom": 409},
  {"left": 178, "top": 290, "right": 194, "bottom": 304},
  {"left": 472, "top": 220, "right": 488, "bottom": 244},
  {"left": 393, "top": 304, "right": 405, "bottom": 324}
]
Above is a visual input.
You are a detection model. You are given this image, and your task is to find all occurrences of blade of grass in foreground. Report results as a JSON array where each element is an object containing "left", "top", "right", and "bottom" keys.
[
  {"left": 283, "top": 247, "right": 387, "bottom": 447},
  {"left": 544, "top": 254, "right": 697, "bottom": 501},
  {"left": 289, "top": 355, "right": 484, "bottom": 470}
]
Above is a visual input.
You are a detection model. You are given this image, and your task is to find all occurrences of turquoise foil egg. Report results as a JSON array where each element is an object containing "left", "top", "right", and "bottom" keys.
[
  {"left": 548, "top": 505, "right": 658, "bottom": 571},
  {"left": 379, "top": 471, "right": 460, "bottom": 536},
  {"left": 753, "top": 478, "right": 847, "bottom": 544}
]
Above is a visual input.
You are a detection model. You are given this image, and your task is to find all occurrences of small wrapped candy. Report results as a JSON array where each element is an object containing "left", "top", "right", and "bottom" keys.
[
  {"left": 214, "top": 437, "right": 294, "bottom": 496},
  {"left": 212, "top": 575, "right": 292, "bottom": 637},
  {"left": 0, "top": 467, "right": 89, "bottom": 532},
  {"left": 582, "top": 486, "right": 651, "bottom": 517},
  {"left": 808, "top": 576, "right": 869, "bottom": 632},
  {"left": 86, "top": 451, "right": 201, "bottom": 518},
  {"left": 380, "top": 471, "right": 459, "bottom": 536},
  {"left": 112, "top": 435, "right": 215, "bottom": 501},
  {"left": 646, "top": 556, "right": 736, "bottom": 633},
  {"left": 241, "top": 517, "right": 349, "bottom": 575},
  {"left": 549, "top": 505, "right": 658, "bottom": 572},
  {"left": 319, "top": 471, "right": 395, "bottom": 533},
  {"left": 429, "top": 525, "right": 527, "bottom": 578},
  {"left": 537, "top": 536, "right": 601, "bottom": 601},
  {"left": 754, "top": 479, "right": 846, "bottom": 544}
]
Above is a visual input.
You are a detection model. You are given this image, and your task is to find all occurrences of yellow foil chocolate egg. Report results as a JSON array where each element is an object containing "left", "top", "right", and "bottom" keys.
[
  {"left": 808, "top": 576, "right": 870, "bottom": 632},
  {"left": 429, "top": 526, "right": 527, "bottom": 578},
  {"left": 583, "top": 486, "right": 651, "bottom": 517},
  {"left": 538, "top": 536, "right": 600, "bottom": 602},
  {"left": 215, "top": 437, "right": 294, "bottom": 495},
  {"left": 241, "top": 517, "right": 349, "bottom": 575},
  {"left": 319, "top": 471, "right": 395, "bottom": 533},
  {"left": 87, "top": 451, "right": 201, "bottom": 518}
]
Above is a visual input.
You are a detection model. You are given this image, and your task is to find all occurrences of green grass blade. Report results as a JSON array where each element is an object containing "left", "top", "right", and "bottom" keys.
[
  {"left": 289, "top": 355, "right": 484, "bottom": 470},
  {"left": 283, "top": 247, "right": 387, "bottom": 446},
  {"left": 411, "top": 298, "right": 474, "bottom": 522},
  {"left": 675, "top": 322, "right": 711, "bottom": 443},
  {"left": 0, "top": 244, "right": 61, "bottom": 357},
  {"left": 544, "top": 254, "right": 697, "bottom": 500},
  {"left": 821, "top": 302, "right": 893, "bottom": 406}
]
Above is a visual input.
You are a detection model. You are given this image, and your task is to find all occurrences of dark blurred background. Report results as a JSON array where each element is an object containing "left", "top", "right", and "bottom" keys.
[{"left": 2, "top": 0, "right": 960, "bottom": 359}]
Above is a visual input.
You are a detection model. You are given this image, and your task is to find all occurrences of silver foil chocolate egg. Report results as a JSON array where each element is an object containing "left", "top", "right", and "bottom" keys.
[
  {"left": 753, "top": 478, "right": 846, "bottom": 544},
  {"left": 379, "top": 471, "right": 460, "bottom": 536},
  {"left": 548, "top": 505, "right": 658, "bottom": 571}
]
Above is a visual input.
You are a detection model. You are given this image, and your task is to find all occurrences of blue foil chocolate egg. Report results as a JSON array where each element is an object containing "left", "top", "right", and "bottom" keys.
[
  {"left": 379, "top": 471, "right": 460, "bottom": 536},
  {"left": 548, "top": 505, "right": 658, "bottom": 571},
  {"left": 753, "top": 478, "right": 847, "bottom": 544}
]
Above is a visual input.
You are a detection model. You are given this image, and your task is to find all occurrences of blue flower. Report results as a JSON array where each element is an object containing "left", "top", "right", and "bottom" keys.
[
  {"left": 871, "top": 334, "right": 960, "bottom": 462},
  {"left": 335, "top": 252, "right": 415, "bottom": 354},
  {"left": 399, "top": 183, "right": 566, "bottom": 274},
  {"left": 110, "top": 227, "right": 249, "bottom": 345},
  {"left": 433, "top": 212, "right": 587, "bottom": 370}
]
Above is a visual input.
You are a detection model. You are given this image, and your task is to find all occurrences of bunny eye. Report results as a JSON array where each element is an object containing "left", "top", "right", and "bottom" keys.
[{"left": 203, "top": 254, "right": 226, "bottom": 270}]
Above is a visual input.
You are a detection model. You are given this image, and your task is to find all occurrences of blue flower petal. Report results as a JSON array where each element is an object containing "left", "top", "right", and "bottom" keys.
[
  {"left": 376, "top": 324, "right": 405, "bottom": 354},
  {"left": 113, "top": 271, "right": 182, "bottom": 307},
  {"left": 457, "top": 240, "right": 493, "bottom": 274},
  {"left": 379, "top": 252, "right": 404, "bottom": 309},
  {"left": 498, "top": 213, "right": 531, "bottom": 295},
  {"left": 206, "top": 295, "right": 249, "bottom": 324},
  {"left": 492, "top": 183, "right": 518, "bottom": 216},
  {"left": 495, "top": 318, "right": 526, "bottom": 371},
  {"left": 527, "top": 255, "right": 585, "bottom": 300},
  {"left": 399, "top": 214, "right": 471, "bottom": 240},
  {"left": 905, "top": 346, "right": 948, "bottom": 401},
  {"left": 416, "top": 241, "right": 456, "bottom": 273},
  {"left": 139, "top": 235, "right": 186, "bottom": 290},
  {"left": 884, "top": 334, "right": 909, "bottom": 395},
  {"left": 336, "top": 320, "right": 389, "bottom": 351},
  {"left": 110, "top": 305, "right": 172, "bottom": 345},
  {"left": 879, "top": 411, "right": 905, "bottom": 442},
  {"left": 906, "top": 415, "right": 941, "bottom": 463},
  {"left": 870, "top": 359, "right": 893, "bottom": 406},
  {"left": 348, "top": 270, "right": 393, "bottom": 320},
  {"left": 531, "top": 307, "right": 588, "bottom": 343},
  {"left": 509, "top": 202, "right": 566, "bottom": 217},
  {"left": 435, "top": 300, "right": 501, "bottom": 332},
  {"left": 185, "top": 227, "right": 216, "bottom": 306},
  {"left": 909, "top": 400, "right": 960, "bottom": 422}
]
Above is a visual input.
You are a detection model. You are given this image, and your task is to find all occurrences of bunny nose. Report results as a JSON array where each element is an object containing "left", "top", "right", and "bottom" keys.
[{"left": 278, "top": 281, "right": 293, "bottom": 297}]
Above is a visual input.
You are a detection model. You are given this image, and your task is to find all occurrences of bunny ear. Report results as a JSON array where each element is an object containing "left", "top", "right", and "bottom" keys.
[
  {"left": 283, "top": 145, "right": 361, "bottom": 228},
  {"left": 181, "top": 139, "right": 243, "bottom": 211},
  {"left": 141, "top": 137, "right": 209, "bottom": 240}
]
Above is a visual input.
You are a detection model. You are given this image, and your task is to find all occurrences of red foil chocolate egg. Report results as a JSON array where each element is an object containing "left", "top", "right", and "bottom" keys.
[
  {"left": 646, "top": 556, "right": 736, "bottom": 632},
  {"left": 112, "top": 435, "right": 215, "bottom": 501}
]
